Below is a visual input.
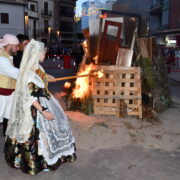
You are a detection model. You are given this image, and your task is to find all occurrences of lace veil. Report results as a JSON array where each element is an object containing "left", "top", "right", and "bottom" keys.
[{"left": 6, "top": 39, "right": 45, "bottom": 143}]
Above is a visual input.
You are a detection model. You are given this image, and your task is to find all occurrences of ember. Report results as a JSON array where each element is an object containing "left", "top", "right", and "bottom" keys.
[{"left": 64, "top": 82, "right": 71, "bottom": 89}]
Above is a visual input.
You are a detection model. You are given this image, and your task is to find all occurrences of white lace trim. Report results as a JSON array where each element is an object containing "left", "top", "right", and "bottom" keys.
[
  {"left": 38, "top": 132, "right": 75, "bottom": 165},
  {"left": 36, "top": 95, "right": 76, "bottom": 165}
]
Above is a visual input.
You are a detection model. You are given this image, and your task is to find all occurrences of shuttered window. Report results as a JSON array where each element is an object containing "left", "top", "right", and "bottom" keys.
[{"left": 1, "top": 13, "right": 9, "bottom": 24}]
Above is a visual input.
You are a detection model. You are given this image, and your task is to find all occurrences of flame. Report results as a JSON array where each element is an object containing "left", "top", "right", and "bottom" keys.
[
  {"left": 64, "top": 82, "right": 71, "bottom": 89},
  {"left": 82, "top": 40, "right": 88, "bottom": 55},
  {"left": 93, "top": 70, "right": 104, "bottom": 78},
  {"left": 72, "top": 64, "right": 104, "bottom": 99},
  {"left": 72, "top": 64, "right": 93, "bottom": 99},
  {"left": 93, "top": 55, "right": 99, "bottom": 64},
  {"left": 99, "top": 13, "right": 107, "bottom": 19}
]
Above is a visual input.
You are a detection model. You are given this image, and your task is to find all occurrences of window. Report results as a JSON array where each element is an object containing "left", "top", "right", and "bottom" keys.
[
  {"left": 44, "top": 2, "right": 48, "bottom": 14},
  {"left": 44, "top": 20, "right": 49, "bottom": 34},
  {"left": 59, "top": 21, "right": 73, "bottom": 32},
  {"left": 60, "top": 6, "right": 74, "bottom": 18},
  {"left": 1, "top": 13, "right": 9, "bottom": 24},
  {"left": 30, "top": 4, "right": 36, "bottom": 11}
]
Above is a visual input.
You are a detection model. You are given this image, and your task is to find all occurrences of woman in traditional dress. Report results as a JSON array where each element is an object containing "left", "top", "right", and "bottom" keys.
[{"left": 4, "top": 39, "right": 76, "bottom": 175}]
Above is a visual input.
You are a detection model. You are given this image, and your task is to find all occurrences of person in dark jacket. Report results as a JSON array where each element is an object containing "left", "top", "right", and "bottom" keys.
[{"left": 13, "top": 34, "right": 29, "bottom": 68}]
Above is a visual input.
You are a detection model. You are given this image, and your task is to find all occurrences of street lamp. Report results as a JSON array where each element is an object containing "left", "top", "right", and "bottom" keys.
[
  {"left": 57, "top": 30, "right": 60, "bottom": 38},
  {"left": 24, "top": 13, "right": 29, "bottom": 36},
  {"left": 48, "top": 26, "right": 52, "bottom": 44},
  {"left": 48, "top": 26, "right": 52, "bottom": 36},
  {"left": 57, "top": 30, "right": 61, "bottom": 44}
]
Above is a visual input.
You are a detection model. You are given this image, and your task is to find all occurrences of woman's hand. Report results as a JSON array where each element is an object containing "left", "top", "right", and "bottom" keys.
[
  {"left": 47, "top": 74, "right": 55, "bottom": 80},
  {"left": 42, "top": 111, "right": 54, "bottom": 120},
  {"left": 47, "top": 74, "right": 57, "bottom": 82},
  {"left": 32, "top": 101, "right": 54, "bottom": 120}
]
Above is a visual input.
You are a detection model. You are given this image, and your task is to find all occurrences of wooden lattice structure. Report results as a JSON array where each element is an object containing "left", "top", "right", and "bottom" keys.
[{"left": 88, "top": 65, "right": 142, "bottom": 118}]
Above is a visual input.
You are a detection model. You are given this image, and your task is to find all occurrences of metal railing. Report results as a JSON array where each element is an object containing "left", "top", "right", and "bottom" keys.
[
  {"left": 151, "top": 0, "right": 163, "bottom": 9},
  {"left": 41, "top": 10, "right": 52, "bottom": 17}
]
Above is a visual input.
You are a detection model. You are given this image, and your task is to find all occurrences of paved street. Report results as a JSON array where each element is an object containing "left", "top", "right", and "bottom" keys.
[
  {"left": 0, "top": 66, "right": 179, "bottom": 180},
  {"left": 0, "top": 133, "right": 180, "bottom": 180}
]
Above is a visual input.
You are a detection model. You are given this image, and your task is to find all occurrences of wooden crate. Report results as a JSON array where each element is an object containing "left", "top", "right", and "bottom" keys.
[{"left": 88, "top": 65, "right": 142, "bottom": 118}]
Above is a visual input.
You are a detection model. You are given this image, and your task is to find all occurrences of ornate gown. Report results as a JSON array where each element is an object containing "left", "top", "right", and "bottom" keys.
[{"left": 4, "top": 67, "right": 76, "bottom": 175}]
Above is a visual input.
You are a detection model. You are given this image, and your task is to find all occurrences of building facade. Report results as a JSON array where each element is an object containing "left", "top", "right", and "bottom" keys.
[
  {"left": 0, "top": 0, "right": 25, "bottom": 38},
  {"left": 112, "top": 0, "right": 151, "bottom": 37},
  {"left": 38, "top": 0, "right": 54, "bottom": 44},
  {"left": 54, "top": 0, "right": 77, "bottom": 47},
  {"left": 149, "top": 0, "right": 180, "bottom": 46},
  {"left": 24, "top": 0, "right": 38, "bottom": 39},
  {"left": 24, "top": 0, "right": 54, "bottom": 44},
  {"left": 0, "top": 0, "right": 78, "bottom": 46}
]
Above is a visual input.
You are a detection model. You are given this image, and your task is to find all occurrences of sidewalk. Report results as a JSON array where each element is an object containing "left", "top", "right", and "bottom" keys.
[
  {"left": 168, "top": 72, "right": 180, "bottom": 106},
  {"left": 168, "top": 72, "right": 180, "bottom": 82},
  {"left": 0, "top": 71, "right": 179, "bottom": 180},
  {"left": 0, "top": 129, "right": 179, "bottom": 180}
]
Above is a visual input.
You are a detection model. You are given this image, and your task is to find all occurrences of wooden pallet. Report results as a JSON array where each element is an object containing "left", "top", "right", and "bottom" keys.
[{"left": 87, "top": 65, "right": 142, "bottom": 118}]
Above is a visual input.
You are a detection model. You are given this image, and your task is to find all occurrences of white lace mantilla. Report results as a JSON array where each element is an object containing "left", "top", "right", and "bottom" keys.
[{"left": 6, "top": 40, "right": 45, "bottom": 143}]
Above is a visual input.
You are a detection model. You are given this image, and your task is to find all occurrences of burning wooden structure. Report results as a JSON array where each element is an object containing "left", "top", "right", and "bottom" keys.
[
  {"left": 51, "top": 9, "right": 170, "bottom": 121},
  {"left": 89, "top": 65, "right": 142, "bottom": 119}
]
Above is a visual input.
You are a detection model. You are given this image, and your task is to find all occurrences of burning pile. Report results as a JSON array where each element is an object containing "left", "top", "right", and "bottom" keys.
[
  {"left": 72, "top": 64, "right": 103, "bottom": 99},
  {"left": 71, "top": 64, "right": 93, "bottom": 99},
  {"left": 63, "top": 64, "right": 103, "bottom": 99},
  {"left": 63, "top": 64, "right": 104, "bottom": 114}
]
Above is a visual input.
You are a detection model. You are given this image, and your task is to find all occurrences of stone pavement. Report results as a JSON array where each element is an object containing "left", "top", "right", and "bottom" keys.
[
  {"left": 168, "top": 72, "right": 180, "bottom": 107},
  {"left": 0, "top": 130, "right": 180, "bottom": 180},
  {"left": 0, "top": 64, "right": 179, "bottom": 180}
]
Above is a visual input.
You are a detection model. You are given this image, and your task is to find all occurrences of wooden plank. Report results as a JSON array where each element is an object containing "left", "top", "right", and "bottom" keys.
[
  {"left": 138, "top": 38, "right": 150, "bottom": 59},
  {"left": 128, "top": 112, "right": 142, "bottom": 116},
  {"left": 97, "top": 78, "right": 140, "bottom": 83},
  {"left": 94, "top": 111, "right": 116, "bottom": 115},
  {"left": 92, "top": 95, "right": 142, "bottom": 100},
  {"left": 86, "top": 65, "right": 140, "bottom": 71}
]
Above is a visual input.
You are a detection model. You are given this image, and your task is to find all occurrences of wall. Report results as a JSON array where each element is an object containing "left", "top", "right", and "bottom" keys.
[
  {"left": 38, "top": 0, "right": 54, "bottom": 32},
  {"left": 169, "top": 0, "right": 180, "bottom": 29},
  {"left": 0, "top": 3, "right": 24, "bottom": 37}
]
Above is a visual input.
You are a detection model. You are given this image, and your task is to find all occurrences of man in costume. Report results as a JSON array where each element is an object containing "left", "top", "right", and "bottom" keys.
[
  {"left": 13, "top": 34, "right": 29, "bottom": 68},
  {"left": 0, "top": 34, "right": 19, "bottom": 135}
]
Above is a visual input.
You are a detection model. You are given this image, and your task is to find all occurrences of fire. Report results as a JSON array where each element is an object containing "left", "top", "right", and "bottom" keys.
[
  {"left": 72, "top": 64, "right": 104, "bottom": 99},
  {"left": 93, "top": 55, "right": 99, "bottom": 64},
  {"left": 92, "top": 70, "right": 104, "bottom": 78},
  {"left": 82, "top": 40, "right": 88, "bottom": 56},
  {"left": 99, "top": 13, "right": 107, "bottom": 19},
  {"left": 64, "top": 82, "right": 71, "bottom": 89},
  {"left": 72, "top": 64, "right": 93, "bottom": 99}
]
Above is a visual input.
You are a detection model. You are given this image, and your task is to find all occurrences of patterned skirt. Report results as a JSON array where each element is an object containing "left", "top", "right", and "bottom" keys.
[{"left": 4, "top": 107, "right": 76, "bottom": 175}]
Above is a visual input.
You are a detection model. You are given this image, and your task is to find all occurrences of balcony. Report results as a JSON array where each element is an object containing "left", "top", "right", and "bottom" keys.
[
  {"left": 40, "top": 29, "right": 49, "bottom": 36},
  {"left": 150, "top": 0, "right": 163, "bottom": 15},
  {"left": 59, "top": 16, "right": 74, "bottom": 22},
  {"left": 32, "top": 29, "right": 49, "bottom": 37},
  {"left": 0, "top": 0, "right": 26, "bottom": 5},
  {"left": 26, "top": 9, "right": 38, "bottom": 19},
  {"left": 41, "top": 10, "right": 52, "bottom": 17}
]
